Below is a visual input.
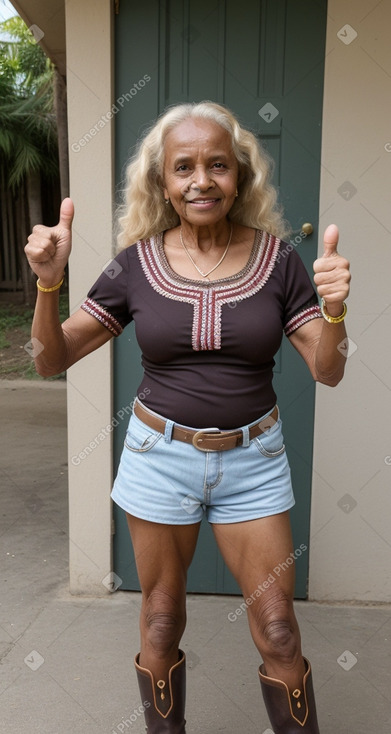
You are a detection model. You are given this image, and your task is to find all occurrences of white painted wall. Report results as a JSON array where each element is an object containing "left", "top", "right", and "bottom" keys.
[
  {"left": 66, "top": 0, "right": 114, "bottom": 594},
  {"left": 310, "top": 0, "right": 391, "bottom": 601}
]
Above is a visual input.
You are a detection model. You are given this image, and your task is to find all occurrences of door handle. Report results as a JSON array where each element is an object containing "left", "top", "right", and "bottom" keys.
[{"left": 291, "top": 222, "right": 314, "bottom": 237}]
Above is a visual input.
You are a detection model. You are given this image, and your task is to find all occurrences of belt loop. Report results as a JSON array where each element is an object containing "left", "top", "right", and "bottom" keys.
[
  {"left": 241, "top": 425, "right": 250, "bottom": 448},
  {"left": 164, "top": 419, "right": 175, "bottom": 443}
]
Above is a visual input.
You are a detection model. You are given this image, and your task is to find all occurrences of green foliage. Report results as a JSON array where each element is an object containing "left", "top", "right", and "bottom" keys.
[
  {"left": 0, "top": 295, "right": 69, "bottom": 331},
  {"left": 0, "top": 296, "right": 69, "bottom": 379},
  {"left": 0, "top": 16, "right": 58, "bottom": 189},
  {"left": 0, "top": 303, "right": 34, "bottom": 332},
  {"left": 0, "top": 16, "right": 50, "bottom": 90}
]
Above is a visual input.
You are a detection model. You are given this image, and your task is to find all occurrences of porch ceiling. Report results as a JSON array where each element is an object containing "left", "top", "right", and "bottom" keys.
[{"left": 10, "top": 0, "right": 66, "bottom": 75}]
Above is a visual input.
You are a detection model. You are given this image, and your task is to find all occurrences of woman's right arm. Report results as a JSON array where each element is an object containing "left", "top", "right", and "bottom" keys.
[{"left": 25, "top": 198, "right": 113, "bottom": 377}]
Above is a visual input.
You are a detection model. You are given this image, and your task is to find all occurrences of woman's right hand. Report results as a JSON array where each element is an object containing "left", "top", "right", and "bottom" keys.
[{"left": 25, "top": 197, "right": 74, "bottom": 287}]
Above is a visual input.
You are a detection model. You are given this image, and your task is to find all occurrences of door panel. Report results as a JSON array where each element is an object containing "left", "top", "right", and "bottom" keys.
[{"left": 113, "top": 0, "right": 327, "bottom": 598}]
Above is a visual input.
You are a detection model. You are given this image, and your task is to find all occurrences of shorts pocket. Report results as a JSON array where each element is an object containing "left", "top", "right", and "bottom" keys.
[
  {"left": 252, "top": 419, "right": 285, "bottom": 458},
  {"left": 124, "top": 417, "right": 162, "bottom": 453}
]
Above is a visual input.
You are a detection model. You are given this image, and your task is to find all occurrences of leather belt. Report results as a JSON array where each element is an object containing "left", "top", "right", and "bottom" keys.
[{"left": 133, "top": 401, "right": 279, "bottom": 453}]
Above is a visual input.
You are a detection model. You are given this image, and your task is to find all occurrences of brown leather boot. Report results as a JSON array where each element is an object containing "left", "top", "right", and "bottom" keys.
[
  {"left": 134, "top": 650, "right": 186, "bottom": 733},
  {"left": 259, "top": 658, "right": 320, "bottom": 732}
]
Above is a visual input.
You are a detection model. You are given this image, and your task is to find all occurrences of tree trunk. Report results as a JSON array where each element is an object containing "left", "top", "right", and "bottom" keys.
[
  {"left": 23, "top": 171, "right": 43, "bottom": 305},
  {"left": 21, "top": 185, "right": 36, "bottom": 306},
  {"left": 54, "top": 69, "right": 69, "bottom": 200},
  {"left": 26, "top": 168, "right": 43, "bottom": 227},
  {"left": 6, "top": 184, "right": 16, "bottom": 290},
  {"left": 15, "top": 183, "right": 36, "bottom": 307},
  {"left": 0, "top": 165, "right": 11, "bottom": 288}
]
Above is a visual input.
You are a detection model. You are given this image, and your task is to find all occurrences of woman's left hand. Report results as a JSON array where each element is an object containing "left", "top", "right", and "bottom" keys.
[{"left": 313, "top": 224, "right": 351, "bottom": 317}]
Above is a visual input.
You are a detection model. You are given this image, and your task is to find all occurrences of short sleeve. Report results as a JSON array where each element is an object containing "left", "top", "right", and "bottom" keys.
[
  {"left": 80, "top": 248, "right": 133, "bottom": 336},
  {"left": 281, "top": 247, "right": 322, "bottom": 337}
]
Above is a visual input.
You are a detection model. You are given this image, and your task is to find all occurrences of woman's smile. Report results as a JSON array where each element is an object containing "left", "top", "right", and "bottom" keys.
[{"left": 186, "top": 197, "right": 220, "bottom": 208}]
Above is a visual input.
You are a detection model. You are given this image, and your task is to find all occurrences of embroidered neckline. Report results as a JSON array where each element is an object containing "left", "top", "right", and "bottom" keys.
[
  {"left": 156, "top": 229, "right": 261, "bottom": 287},
  {"left": 137, "top": 230, "right": 280, "bottom": 351}
]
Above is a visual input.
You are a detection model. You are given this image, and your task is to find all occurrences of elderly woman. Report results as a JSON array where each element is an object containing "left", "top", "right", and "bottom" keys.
[{"left": 25, "top": 101, "right": 350, "bottom": 733}]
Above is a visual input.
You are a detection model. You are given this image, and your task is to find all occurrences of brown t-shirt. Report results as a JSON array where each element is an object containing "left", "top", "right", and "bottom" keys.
[{"left": 81, "top": 230, "right": 322, "bottom": 429}]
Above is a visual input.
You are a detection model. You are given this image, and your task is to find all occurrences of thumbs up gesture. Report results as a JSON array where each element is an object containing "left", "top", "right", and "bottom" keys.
[
  {"left": 313, "top": 224, "right": 351, "bottom": 317},
  {"left": 25, "top": 198, "right": 74, "bottom": 287}
]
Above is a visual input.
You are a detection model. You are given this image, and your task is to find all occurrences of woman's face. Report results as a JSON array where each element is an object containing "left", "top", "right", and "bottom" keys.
[{"left": 162, "top": 118, "right": 239, "bottom": 227}]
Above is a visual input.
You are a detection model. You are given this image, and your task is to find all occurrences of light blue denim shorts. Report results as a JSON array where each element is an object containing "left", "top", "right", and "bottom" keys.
[{"left": 111, "top": 402, "right": 294, "bottom": 525}]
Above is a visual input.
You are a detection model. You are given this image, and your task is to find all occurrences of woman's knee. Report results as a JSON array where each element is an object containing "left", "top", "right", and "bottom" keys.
[
  {"left": 249, "top": 587, "right": 300, "bottom": 664},
  {"left": 142, "top": 586, "right": 186, "bottom": 655}
]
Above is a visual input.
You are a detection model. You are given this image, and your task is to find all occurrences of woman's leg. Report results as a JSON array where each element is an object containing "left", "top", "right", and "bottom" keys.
[
  {"left": 211, "top": 511, "right": 305, "bottom": 692},
  {"left": 126, "top": 514, "right": 201, "bottom": 684}
]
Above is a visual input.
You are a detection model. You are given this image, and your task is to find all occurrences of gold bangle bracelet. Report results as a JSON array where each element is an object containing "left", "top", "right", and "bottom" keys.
[
  {"left": 36, "top": 275, "right": 64, "bottom": 293},
  {"left": 321, "top": 298, "right": 347, "bottom": 324}
]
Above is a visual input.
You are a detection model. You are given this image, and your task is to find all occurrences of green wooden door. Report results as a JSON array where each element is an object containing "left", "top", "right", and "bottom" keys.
[{"left": 113, "top": 0, "right": 327, "bottom": 598}]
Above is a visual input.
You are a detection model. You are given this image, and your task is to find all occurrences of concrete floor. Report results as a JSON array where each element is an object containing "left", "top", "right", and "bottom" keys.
[{"left": 1, "top": 379, "right": 390, "bottom": 733}]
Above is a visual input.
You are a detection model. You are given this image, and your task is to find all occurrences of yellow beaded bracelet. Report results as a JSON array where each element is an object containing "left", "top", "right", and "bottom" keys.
[
  {"left": 320, "top": 298, "right": 347, "bottom": 324},
  {"left": 36, "top": 275, "right": 64, "bottom": 293}
]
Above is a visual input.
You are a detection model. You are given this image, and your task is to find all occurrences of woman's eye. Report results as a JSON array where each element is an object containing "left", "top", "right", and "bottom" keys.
[
  {"left": 212, "top": 162, "right": 225, "bottom": 169},
  {"left": 177, "top": 165, "right": 189, "bottom": 172}
]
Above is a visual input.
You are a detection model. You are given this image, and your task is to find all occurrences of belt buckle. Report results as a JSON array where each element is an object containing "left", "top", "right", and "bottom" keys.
[{"left": 192, "top": 427, "right": 221, "bottom": 452}]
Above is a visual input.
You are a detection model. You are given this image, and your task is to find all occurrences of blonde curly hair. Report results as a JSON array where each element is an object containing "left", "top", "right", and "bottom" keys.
[{"left": 116, "top": 101, "right": 288, "bottom": 249}]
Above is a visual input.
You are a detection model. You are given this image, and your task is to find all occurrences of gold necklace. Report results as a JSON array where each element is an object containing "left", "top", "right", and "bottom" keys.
[{"left": 179, "top": 225, "right": 233, "bottom": 278}]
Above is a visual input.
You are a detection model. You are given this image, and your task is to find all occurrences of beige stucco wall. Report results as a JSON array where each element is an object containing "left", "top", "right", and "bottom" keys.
[
  {"left": 64, "top": 0, "right": 391, "bottom": 599},
  {"left": 66, "top": 0, "right": 114, "bottom": 594},
  {"left": 310, "top": 0, "right": 391, "bottom": 601}
]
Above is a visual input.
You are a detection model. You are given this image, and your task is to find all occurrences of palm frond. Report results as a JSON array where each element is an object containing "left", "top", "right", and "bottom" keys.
[
  {"left": 9, "top": 140, "right": 43, "bottom": 188},
  {"left": 0, "top": 15, "right": 58, "bottom": 187},
  {"left": 0, "top": 127, "right": 15, "bottom": 158}
]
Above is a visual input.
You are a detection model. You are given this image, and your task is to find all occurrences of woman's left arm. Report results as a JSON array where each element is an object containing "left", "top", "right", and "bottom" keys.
[{"left": 288, "top": 224, "right": 351, "bottom": 387}]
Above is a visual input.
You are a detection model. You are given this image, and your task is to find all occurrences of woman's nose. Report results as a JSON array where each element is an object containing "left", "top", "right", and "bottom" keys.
[{"left": 192, "top": 167, "right": 213, "bottom": 189}]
